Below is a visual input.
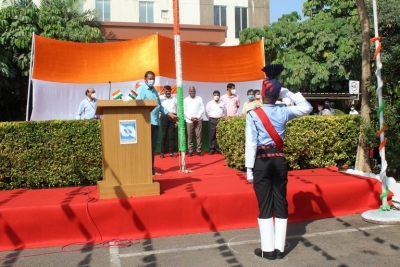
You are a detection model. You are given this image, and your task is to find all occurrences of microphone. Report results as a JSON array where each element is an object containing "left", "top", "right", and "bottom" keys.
[{"left": 108, "top": 81, "right": 111, "bottom": 100}]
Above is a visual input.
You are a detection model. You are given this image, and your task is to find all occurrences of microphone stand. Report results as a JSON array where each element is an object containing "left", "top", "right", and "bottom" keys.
[{"left": 109, "top": 81, "right": 111, "bottom": 100}]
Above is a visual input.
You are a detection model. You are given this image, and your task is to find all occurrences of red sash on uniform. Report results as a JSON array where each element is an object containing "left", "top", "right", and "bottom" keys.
[{"left": 253, "top": 108, "right": 284, "bottom": 151}]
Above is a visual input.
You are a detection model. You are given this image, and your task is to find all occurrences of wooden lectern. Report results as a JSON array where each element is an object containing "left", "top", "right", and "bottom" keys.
[{"left": 95, "top": 100, "right": 160, "bottom": 199}]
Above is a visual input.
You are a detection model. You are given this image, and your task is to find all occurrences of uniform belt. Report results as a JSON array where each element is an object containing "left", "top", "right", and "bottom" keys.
[
  {"left": 210, "top": 117, "right": 221, "bottom": 120},
  {"left": 257, "top": 145, "right": 278, "bottom": 149},
  {"left": 256, "top": 145, "right": 284, "bottom": 158}
]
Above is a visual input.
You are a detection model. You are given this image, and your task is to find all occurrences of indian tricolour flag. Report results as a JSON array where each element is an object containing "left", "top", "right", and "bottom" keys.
[
  {"left": 128, "top": 90, "right": 138, "bottom": 100},
  {"left": 28, "top": 34, "right": 265, "bottom": 121},
  {"left": 112, "top": 89, "right": 123, "bottom": 100}
]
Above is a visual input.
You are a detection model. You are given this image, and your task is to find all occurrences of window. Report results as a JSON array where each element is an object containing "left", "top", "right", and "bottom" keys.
[
  {"left": 139, "top": 1, "right": 154, "bottom": 23},
  {"left": 213, "top": 6, "right": 226, "bottom": 26},
  {"left": 235, "top": 7, "right": 247, "bottom": 39},
  {"left": 96, "top": 0, "right": 110, "bottom": 21}
]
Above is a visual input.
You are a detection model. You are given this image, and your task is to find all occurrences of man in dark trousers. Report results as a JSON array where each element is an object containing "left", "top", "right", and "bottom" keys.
[
  {"left": 205, "top": 90, "right": 226, "bottom": 154},
  {"left": 245, "top": 64, "right": 312, "bottom": 260},
  {"left": 136, "top": 71, "right": 177, "bottom": 176},
  {"left": 159, "top": 85, "right": 177, "bottom": 158}
]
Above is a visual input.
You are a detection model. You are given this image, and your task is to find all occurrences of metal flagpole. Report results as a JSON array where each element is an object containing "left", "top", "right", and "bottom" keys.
[
  {"left": 173, "top": 0, "right": 190, "bottom": 173},
  {"left": 361, "top": 0, "right": 400, "bottom": 224},
  {"left": 25, "top": 32, "right": 35, "bottom": 121}
]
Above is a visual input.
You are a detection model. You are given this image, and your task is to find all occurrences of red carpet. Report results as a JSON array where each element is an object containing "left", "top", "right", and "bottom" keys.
[{"left": 0, "top": 154, "right": 385, "bottom": 251}]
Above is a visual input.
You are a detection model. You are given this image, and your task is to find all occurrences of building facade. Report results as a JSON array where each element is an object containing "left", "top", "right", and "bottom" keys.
[{"left": 22, "top": 0, "right": 270, "bottom": 45}]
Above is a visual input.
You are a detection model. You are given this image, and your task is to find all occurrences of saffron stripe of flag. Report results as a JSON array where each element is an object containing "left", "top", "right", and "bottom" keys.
[
  {"left": 128, "top": 90, "right": 138, "bottom": 100},
  {"left": 112, "top": 89, "right": 123, "bottom": 100}
]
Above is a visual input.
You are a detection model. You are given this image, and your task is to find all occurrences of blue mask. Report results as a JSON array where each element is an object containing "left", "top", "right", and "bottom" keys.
[{"left": 248, "top": 95, "right": 255, "bottom": 101}]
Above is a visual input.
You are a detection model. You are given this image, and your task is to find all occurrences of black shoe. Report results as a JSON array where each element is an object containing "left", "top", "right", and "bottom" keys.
[
  {"left": 209, "top": 150, "right": 215, "bottom": 155},
  {"left": 254, "top": 248, "right": 275, "bottom": 260},
  {"left": 197, "top": 152, "right": 203, "bottom": 156},
  {"left": 188, "top": 152, "right": 193, "bottom": 157},
  {"left": 275, "top": 249, "right": 284, "bottom": 259},
  {"left": 169, "top": 153, "right": 176, "bottom": 158},
  {"left": 160, "top": 153, "right": 164, "bottom": 158},
  {"left": 216, "top": 148, "right": 222, "bottom": 154}
]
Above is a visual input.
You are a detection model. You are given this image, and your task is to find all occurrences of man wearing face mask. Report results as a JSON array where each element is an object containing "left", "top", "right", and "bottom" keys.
[
  {"left": 254, "top": 89, "right": 263, "bottom": 105},
  {"left": 159, "top": 85, "right": 178, "bottom": 158},
  {"left": 136, "top": 71, "right": 178, "bottom": 176},
  {"left": 76, "top": 88, "right": 99, "bottom": 119},
  {"left": 220, "top": 83, "right": 240, "bottom": 116},
  {"left": 184, "top": 86, "right": 205, "bottom": 156},
  {"left": 205, "top": 90, "right": 226, "bottom": 155},
  {"left": 242, "top": 89, "right": 261, "bottom": 116},
  {"left": 349, "top": 104, "right": 359, "bottom": 115}
]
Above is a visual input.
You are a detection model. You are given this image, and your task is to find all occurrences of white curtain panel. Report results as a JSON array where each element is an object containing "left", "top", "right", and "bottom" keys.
[{"left": 31, "top": 78, "right": 263, "bottom": 121}]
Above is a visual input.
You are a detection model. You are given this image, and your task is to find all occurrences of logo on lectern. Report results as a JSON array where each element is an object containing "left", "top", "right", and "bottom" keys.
[{"left": 119, "top": 120, "right": 137, "bottom": 144}]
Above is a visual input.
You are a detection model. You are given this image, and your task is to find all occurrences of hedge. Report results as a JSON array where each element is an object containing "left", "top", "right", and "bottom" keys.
[
  {"left": 0, "top": 120, "right": 102, "bottom": 189},
  {"left": 0, "top": 116, "right": 361, "bottom": 190},
  {"left": 217, "top": 115, "right": 361, "bottom": 171}
]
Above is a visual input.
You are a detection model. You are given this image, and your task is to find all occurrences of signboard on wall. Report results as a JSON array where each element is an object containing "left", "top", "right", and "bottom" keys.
[{"left": 349, "top": 80, "right": 360, "bottom": 94}]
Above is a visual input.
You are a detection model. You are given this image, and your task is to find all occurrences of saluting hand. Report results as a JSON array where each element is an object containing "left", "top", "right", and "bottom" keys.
[{"left": 279, "top": 87, "right": 293, "bottom": 99}]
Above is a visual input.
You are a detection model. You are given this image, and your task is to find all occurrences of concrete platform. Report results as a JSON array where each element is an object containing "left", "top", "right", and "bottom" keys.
[{"left": 362, "top": 209, "right": 400, "bottom": 225}]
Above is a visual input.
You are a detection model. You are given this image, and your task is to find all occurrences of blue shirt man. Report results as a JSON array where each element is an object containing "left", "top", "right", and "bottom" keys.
[
  {"left": 135, "top": 71, "right": 178, "bottom": 176},
  {"left": 245, "top": 64, "right": 312, "bottom": 261},
  {"left": 76, "top": 88, "right": 98, "bottom": 119},
  {"left": 136, "top": 82, "right": 169, "bottom": 126}
]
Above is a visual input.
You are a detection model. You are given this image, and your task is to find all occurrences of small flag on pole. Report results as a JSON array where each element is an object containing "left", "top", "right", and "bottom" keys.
[
  {"left": 112, "top": 89, "right": 123, "bottom": 100},
  {"left": 128, "top": 90, "right": 138, "bottom": 100}
]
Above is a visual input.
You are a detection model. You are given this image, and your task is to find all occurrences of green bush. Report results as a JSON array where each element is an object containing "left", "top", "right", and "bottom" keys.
[
  {"left": 0, "top": 115, "right": 362, "bottom": 190},
  {"left": 217, "top": 115, "right": 361, "bottom": 170},
  {"left": 334, "top": 109, "right": 345, "bottom": 116},
  {"left": 0, "top": 120, "right": 102, "bottom": 189},
  {"left": 217, "top": 117, "right": 246, "bottom": 170},
  {"left": 284, "top": 115, "right": 360, "bottom": 169}
]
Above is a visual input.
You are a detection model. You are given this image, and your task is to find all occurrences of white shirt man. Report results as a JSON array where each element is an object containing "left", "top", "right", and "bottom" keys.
[
  {"left": 160, "top": 93, "right": 177, "bottom": 114},
  {"left": 184, "top": 86, "right": 205, "bottom": 156},
  {"left": 205, "top": 90, "right": 226, "bottom": 154},
  {"left": 159, "top": 86, "right": 178, "bottom": 157},
  {"left": 349, "top": 106, "right": 359, "bottom": 115}
]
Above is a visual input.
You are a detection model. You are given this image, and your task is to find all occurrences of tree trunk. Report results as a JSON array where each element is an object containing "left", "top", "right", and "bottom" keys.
[{"left": 354, "top": 0, "right": 372, "bottom": 172}]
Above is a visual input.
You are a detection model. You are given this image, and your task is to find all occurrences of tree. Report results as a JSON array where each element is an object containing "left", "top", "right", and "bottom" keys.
[
  {"left": 38, "top": 0, "right": 104, "bottom": 42},
  {"left": 362, "top": 0, "right": 400, "bottom": 174},
  {"left": 0, "top": 0, "right": 40, "bottom": 121},
  {"left": 240, "top": 0, "right": 400, "bottom": 172},
  {"left": 0, "top": 0, "right": 104, "bottom": 121},
  {"left": 354, "top": 0, "right": 372, "bottom": 172},
  {"left": 240, "top": 0, "right": 361, "bottom": 93}
]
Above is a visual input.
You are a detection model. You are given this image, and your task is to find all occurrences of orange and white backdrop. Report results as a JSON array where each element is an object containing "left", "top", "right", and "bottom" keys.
[{"left": 30, "top": 34, "right": 265, "bottom": 120}]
